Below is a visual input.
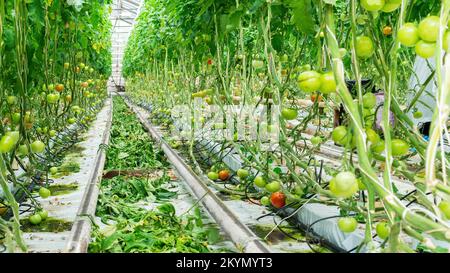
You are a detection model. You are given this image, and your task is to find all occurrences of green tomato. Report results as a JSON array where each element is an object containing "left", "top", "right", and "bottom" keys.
[
  {"left": 49, "top": 130, "right": 57, "bottom": 137},
  {"left": 438, "top": 201, "right": 450, "bottom": 219},
  {"left": 254, "top": 176, "right": 267, "bottom": 188},
  {"left": 298, "top": 70, "right": 321, "bottom": 93},
  {"left": 7, "top": 96, "right": 17, "bottom": 105},
  {"left": 18, "top": 144, "right": 29, "bottom": 156},
  {"left": 237, "top": 169, "right": 249, "bottom": 179},
  {"left": 265, "top": 181, "right": 281, "bottom": 193},
  {"left": 415, "top": 40, "right": 436, "bottom": 59},
  {"left": 50, "top": 167, "right": 58, "bottom": 175},
  {"left": 311, "top": 136, "right": 322, "bottom": 146},
  {"left": 39, "top": 187, "right": 52, "bottom": 199},
  {"left": 281, "top": 108, "right": 298, "bottom": 120},
  {"left": 29, "top": 214, "right": 42, "bottom": 225},
  {"left": 252, "top": 60, "right": 265, "bottom": 70},
  {"left": 338, "top": 217, "right": 358, "bottom": 233},
  {"left": 38, "top": 210, "right": 48, "bottom": 221},
  {"left": 391, "top": 139, "right": 410, "bottom": 156},
  {"left": 6, "top": 131, "right": 20, "bottom": 145},
  {"left": 362, "top": 92, "right": 377, "bottom": 109},
  {"left": 381, "top": 0, "right": 401, "bottom": 12},
  {"left": 319, "top": 72, "right": 337, "bottom": 94},
  {"left": 443, "top": 31, "right": 450, "bottom": 52},
  {"left": 398, "top": 23, "right": 420, "bottom": 47},
  {"left": 207, "top": 172, "right": 219, "bottom": 181},
  {"left": 31, "top": 140, "right": 46, "bottom": 154},
  {"left": 360, "top": 0, "right": 385, "bottom": 12},
  {"left": 371, "top": 140, "right": 385, "bottom": 153},
  {"left": 0, "top": 136, "right": 15, "bottom": 154},
  {"left": 332, "top": 126, "right": 351, "bottom": 145},
  {"left": 366, "top": 128, "right": 380, "bottom": 144},
  {"left": 418, "top": 16, "right": 441, "bottom": 42},
  {"left": 260, "top": 196, "right": 270, "bottom": 206},
  {"left": 46, "top": 93, "right": 60, "bottom": 104},
  {"left": 376, "top": 222, "right": 391, "bottom": 240},
  {"left": 413, "top": 111, "right": 423, "bottom": 119},
  {"left": 329, "top": 171, "right": 358, "bottom": 198},
  {"left": 356, "top": 36, "right": 375, "bottom": 59},
  {"left": 12, "top": 113, "right": 21, "bottom": 124},
  {"left": 68, "top": 118, "right": 77, "bottom": 124}
]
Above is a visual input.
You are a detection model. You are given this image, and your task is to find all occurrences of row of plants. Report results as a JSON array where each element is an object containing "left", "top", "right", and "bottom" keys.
[
  {"left": 89, "top": 96, "right": 224, "bottom": 253},
  {"left": 123, "top": 0, "right": 450, "bottom": 252},
  {"left": 0, "top": 0, "right": 112, "bottom": 252}
]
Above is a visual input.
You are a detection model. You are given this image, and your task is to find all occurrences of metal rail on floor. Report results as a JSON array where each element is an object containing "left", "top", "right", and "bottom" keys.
[{"left": 65, "top": 97, "right": 113, "bottom": 253}]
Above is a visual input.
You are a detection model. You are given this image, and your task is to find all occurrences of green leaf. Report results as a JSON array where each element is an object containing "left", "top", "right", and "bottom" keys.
[{"left": 206, "top": 228, "right": 220, "bottom": 244}]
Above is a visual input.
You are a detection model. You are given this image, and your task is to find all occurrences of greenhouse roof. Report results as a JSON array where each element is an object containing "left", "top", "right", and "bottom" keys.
[{"left": 110, "top": 0, "right": 143, "bottom": 87}]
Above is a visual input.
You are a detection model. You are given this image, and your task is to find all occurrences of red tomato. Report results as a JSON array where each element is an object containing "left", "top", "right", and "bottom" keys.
[{"left": 270, "top": 192, "right": 286, "bottom": 208}]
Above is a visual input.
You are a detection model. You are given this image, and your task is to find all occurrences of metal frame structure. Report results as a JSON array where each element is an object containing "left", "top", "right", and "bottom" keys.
[{"left": 109, "top": 0, "right": 143, "bottom": 89}]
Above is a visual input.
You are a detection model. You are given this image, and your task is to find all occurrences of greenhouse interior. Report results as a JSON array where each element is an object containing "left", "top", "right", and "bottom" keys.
[{"left": 1, "top": 0, "right": 450, "bottom": 257}]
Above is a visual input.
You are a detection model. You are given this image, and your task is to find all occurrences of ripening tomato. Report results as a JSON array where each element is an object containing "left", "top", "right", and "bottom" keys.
[
  {"left": 265, "top": 181, "right": 281, "bottom": 193},
  {"left": 329, "top": 171, "right": 358, "bottom": 198},
  {"left": 298, "top": 70, "right": 321, "bottom": 93},
  {"left": 270, "top": 192, "right": 286, "bottom": 208},
  {"left": 382, "top": 26, "right": 393, "bottom": 36},
  {"left": 418, "top": 16, "right": 440, "bottom": 42},
  {"left": 338, "top": 217, "right": 358, "bottom": 233},
  {"left": 31, "top": 140, "right": 46, "bottom": 154},
  {"left": 398, "top": 23, "right": 420, "bottom": 47},
  {"left": 254, "top": 176, "right": 267, "bottom": 188},
  {"left": 381, "top": 0, "right": 401, "bottom": 12},
  {"left": 55, "top": 84, "right": 64, "bottom": 92},
  {"left": 64, "top": 62, "right": 70, "bottom": 69},
  {"left": 360, "top": 0, "right": 385, "bottom": 12},
  {"left": 376, "top": 222, "right": 391, "bottom": 240},
  {"left": 310, "top": 93, "right": 323, "bottom": 103},
  {"left": 319, "top": 72, "right": 337, "bottom": 94},
  {"left": 218, "top": 170, "right": 230, "bottom": 181},
  {"left": 81, "top": 82, "right": 89, "bottom": 88},
  {"left": 415, "top": 40, "right": 436, "bottom": 59},
  {"left": 332, "top": 126, "right": 351, "bottom": 145},
  {"left": 281, "top": 108, "right": 298, "bottom": 120},
  {"left": 356, "top": 36, "right": 375, "bottom": 59}
]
